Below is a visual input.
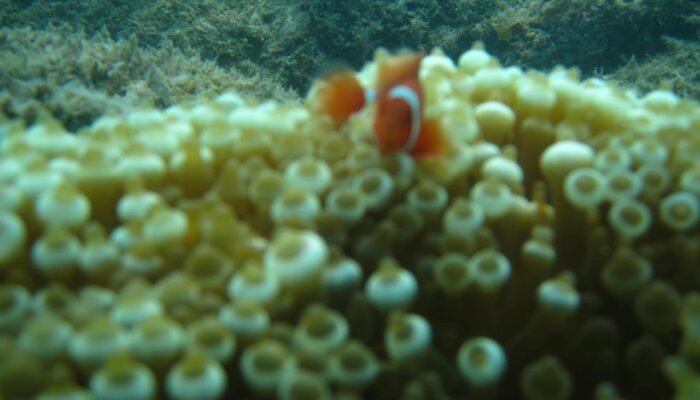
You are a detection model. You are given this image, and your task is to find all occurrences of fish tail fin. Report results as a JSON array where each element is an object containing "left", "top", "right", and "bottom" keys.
[
  {"left": 410, "top": 118, "right": 454, "bottom": 158},
  {"left": 376, "top": 51, "right": 424, "bottom": 94}
]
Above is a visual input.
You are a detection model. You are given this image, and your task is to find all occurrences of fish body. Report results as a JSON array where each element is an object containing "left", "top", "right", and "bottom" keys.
[{"left": 313, "top": 52, "right": 450, "bottom": 158}]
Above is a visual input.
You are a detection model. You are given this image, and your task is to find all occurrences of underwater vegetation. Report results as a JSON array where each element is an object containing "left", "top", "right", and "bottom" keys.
[{"left": 1, "top": 43, "right": 700, "bottom": 399}]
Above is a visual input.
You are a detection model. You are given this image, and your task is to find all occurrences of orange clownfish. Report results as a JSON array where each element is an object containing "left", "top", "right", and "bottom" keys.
[{"left": 313, "top": 52, "right": 451, "bottom": 158}]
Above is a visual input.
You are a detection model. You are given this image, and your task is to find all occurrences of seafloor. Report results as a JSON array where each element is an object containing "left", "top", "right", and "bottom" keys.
[{"left": 1, "top": 1, "right": 700, "bottom": 400}]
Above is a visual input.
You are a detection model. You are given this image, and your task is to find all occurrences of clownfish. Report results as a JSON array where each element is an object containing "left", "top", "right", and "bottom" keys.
[{"left": 312, "top": 51, "right": 451, "bottom": 158}]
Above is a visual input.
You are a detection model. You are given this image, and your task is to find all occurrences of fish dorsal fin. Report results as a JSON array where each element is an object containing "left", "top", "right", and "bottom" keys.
[
  {"left": 376, "top": 52, "right": 424, "bottom": 94},
  {"left": 388, "top": 85, "right": 421, "bottom": 153}
]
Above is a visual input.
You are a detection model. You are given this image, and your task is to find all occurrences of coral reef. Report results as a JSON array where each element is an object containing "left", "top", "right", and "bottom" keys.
[
  {"left": 0, "top": 0, "right": 320, "bottom": 97},
  {"left": 1, "top": 46, "right": 700, "bottom": 399},
  {"left": 4, "top": 0, "right": 698, "bottom": 100},
  {"left": 0, "top": 25, "right": 296, "bottom": 131},
  {"left": 606, "top": 36, "right": 700, "bottom": 100},
  {"left": 475, "top": 0, "right": 699, "bottom": 80}
]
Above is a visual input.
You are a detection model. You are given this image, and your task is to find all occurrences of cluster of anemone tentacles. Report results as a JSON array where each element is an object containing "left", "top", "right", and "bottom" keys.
[{"left": 1, "top": 46, "right": 700, "bottom": 400}]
